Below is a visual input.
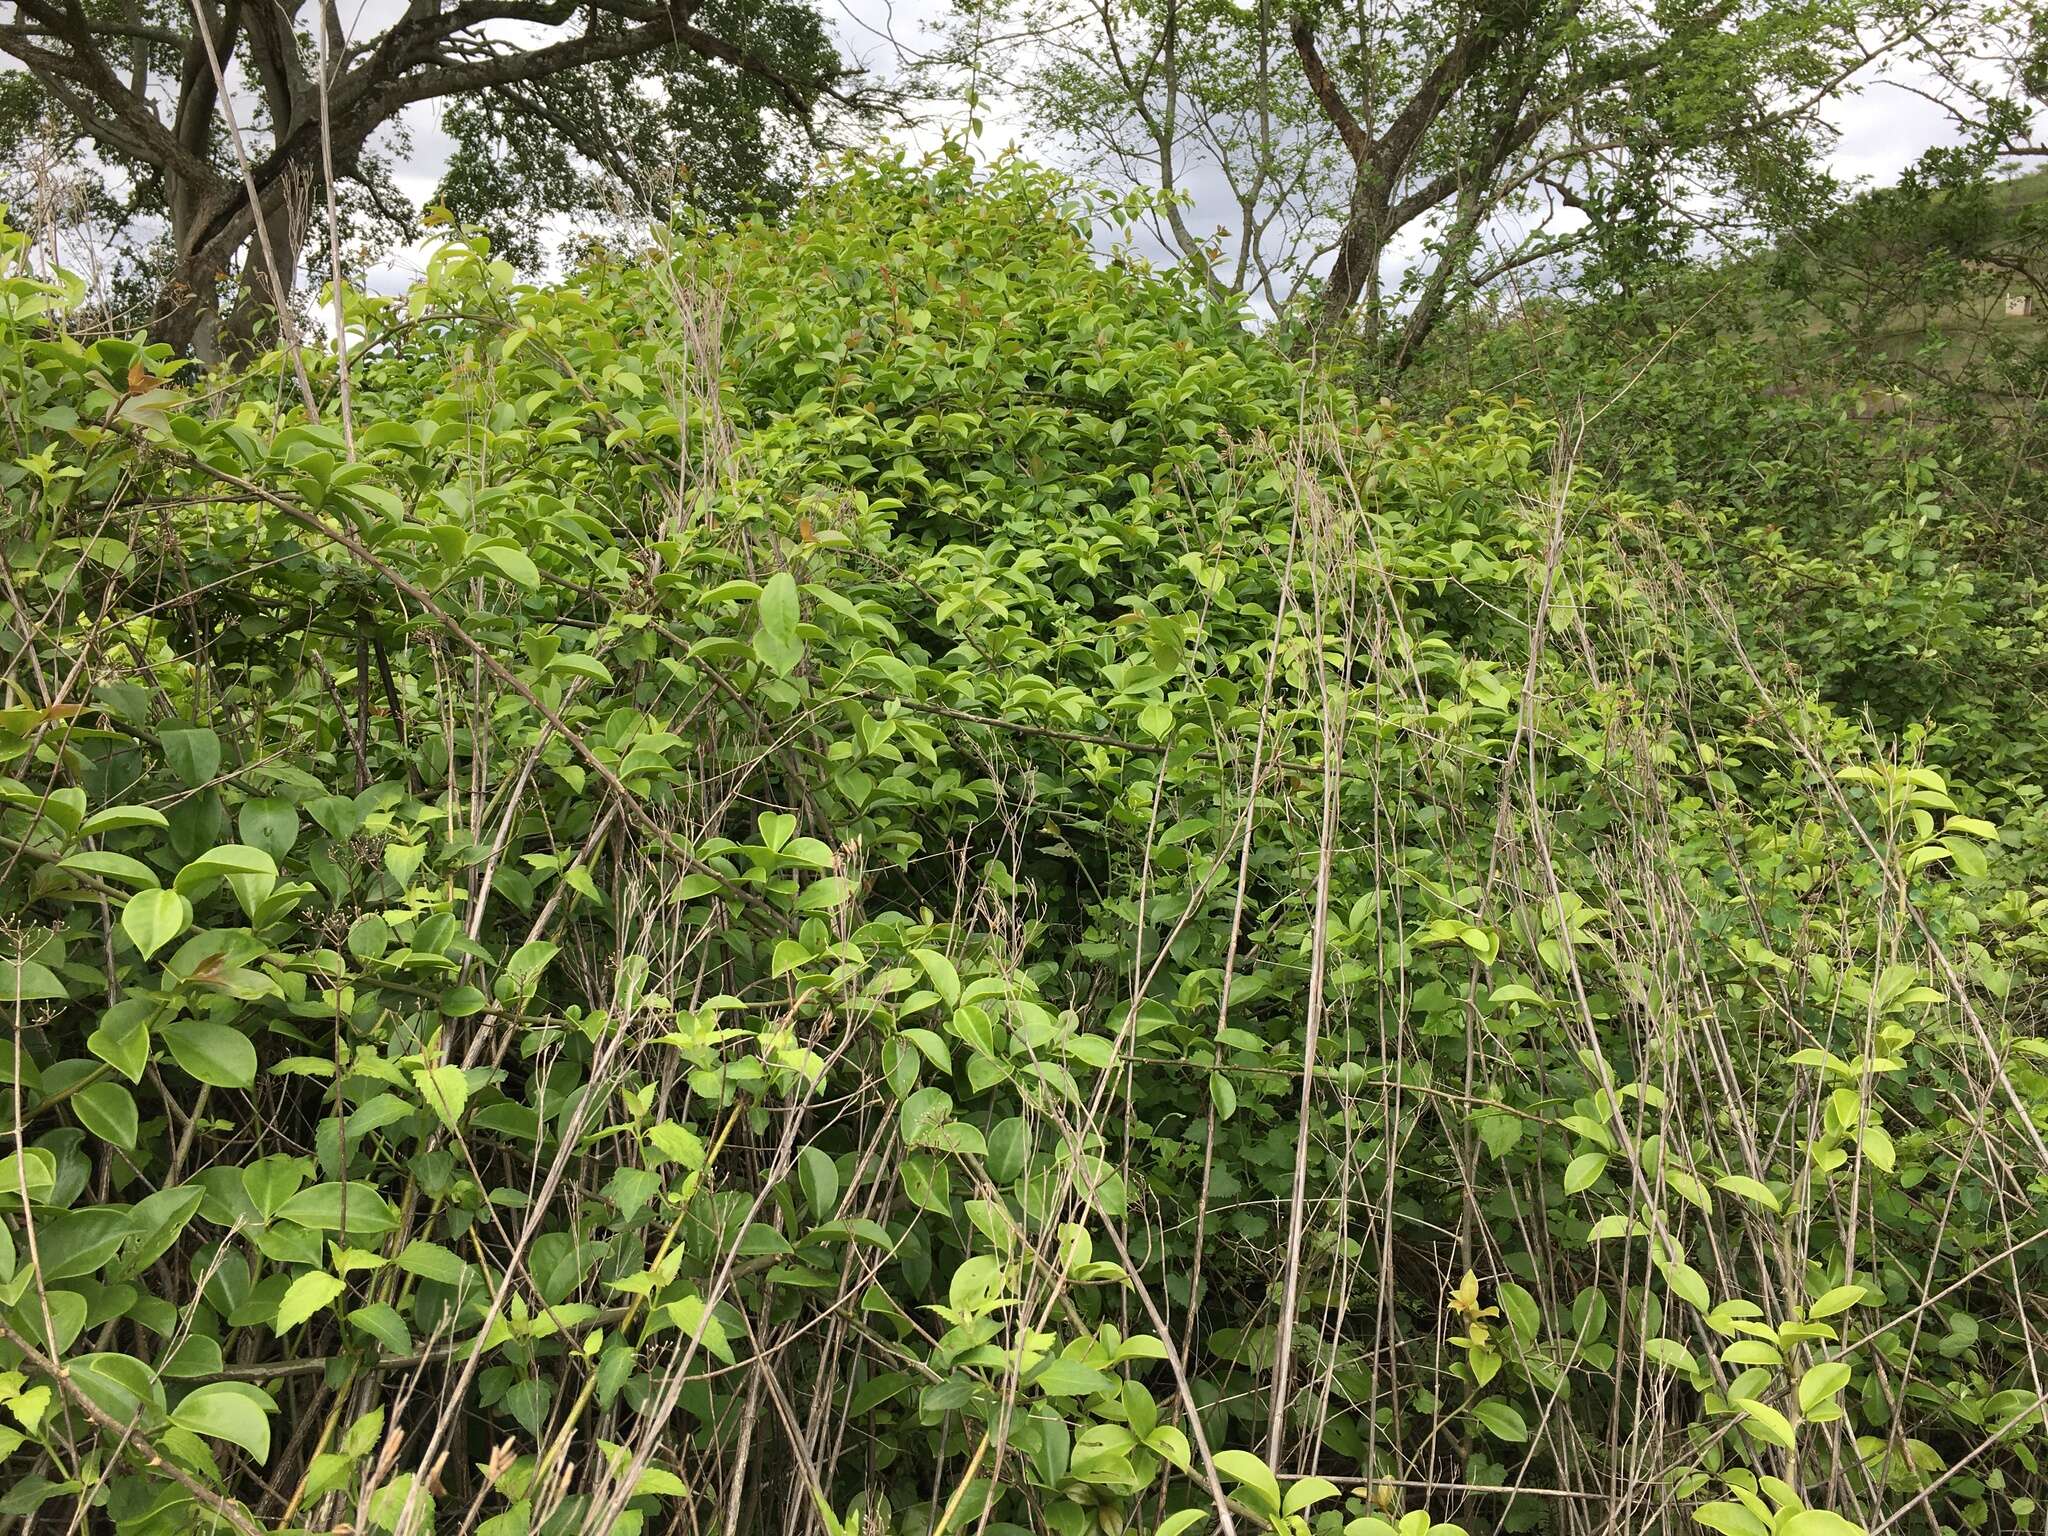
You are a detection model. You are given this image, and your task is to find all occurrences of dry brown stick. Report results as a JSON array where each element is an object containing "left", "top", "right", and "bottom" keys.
[
  {"left": 1266, "top": 469, "right": 1352, "bottom": 1469},
  {"left": 1177, "top": 506, "right": 1300, "bottom": 1376}
]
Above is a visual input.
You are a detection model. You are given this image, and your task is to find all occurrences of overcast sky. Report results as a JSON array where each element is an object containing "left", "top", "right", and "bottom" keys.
[{"left": 357, "top": 0, "right": 1972, "bottom": 300}]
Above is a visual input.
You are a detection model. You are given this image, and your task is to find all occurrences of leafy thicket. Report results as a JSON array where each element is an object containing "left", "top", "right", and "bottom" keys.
[
  {"left": 1411, "top": 199, "right": 2048, "bottom": 784},
  {"left": 0, "top": 151, "right": 2045, "bottom": 1536}
]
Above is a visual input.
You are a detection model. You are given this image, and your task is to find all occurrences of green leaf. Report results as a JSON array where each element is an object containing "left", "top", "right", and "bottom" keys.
[
  {"left": 395, "top": 1240, "right": 467, "bottom": 1284},
  {"left": 340, "top": 1407, "right": 386, "bottom": 1458},
  {"left": 1722, "top": 1340, "right": 1782, "bottom": 1367},
  {"left": 273, "top": 1183, "right": 400, "bottom": 1236},
  {"left": 174, "top": 843, "right": 277, "bottom": 892},
  {"left": 1691, "top": 1502, "right": 1772, "bottom": 1536},
  {"left": 1780, "top": 1513, "right": 1865, "bottom": 1536},
  {"left": 439, "top": 984, "right": 488, "bottom": 1018},
  {"left": 1209, "top": 1071, "right": 1236, "bottom": 1120},
  {"left": 58, "top": 851, "right": 160, "bottom": 888},
  {"left": 1471, "top": 1398, "right": 1529, "bottom": 1442},
  {"left": 237, "top": 798, "right": 300, "bottom": 860},
  {"left": 121, "top": 889, "right": 191, "bottom": 960},
  {"left": 848, "top": 1371, "right": 909, "bottom": 1416},
  {"left": 547, "top": 653, "right": 613, "bottom": 685},
  {"left": 754, "top": 572, "right": 803, "bottom": 676},
  {"left": 1211, "top": 1450, "right": 1281, "bottom": 1517},
  {"left": 647, "top": 1121, "right": 705, "bottom": 1168},
  {"left": 1473, "top": 1106, "right": 1522, "bottom": 1158},
  {"left": 1585, "top": 1214, "right": 1639, "bottom": 1241},
  {"left": 36, "top": 1208, "right": 137, "bottom": 1279},
  {"left": 113, "top": 1185, "right": 204, "bottom": 1280},
  {"left": 14, "top": 1289, "right": 82, "bottom": 1354},
  {"left": 504, "top": 940, "right": 559, "bottom": 983},
  {"left": 346, "top": 914, "right": 391, "bottom": 961},
  {"left": 67, "top": 1352, "right": 165, "bottom": 1423},
  {"left": 1943, "top": 834, "right": 1987, "bottom": 879},
  {"left": 87, "top": 1003, "right": 152, "bottom": 1083},
  {"left": 1563, "top": 1151, "right": 1608, "bottom": 1194},
  {"left": 276, "top": 1271, "right": 347, "bottom": 1332},
  {"left": 80, "top": 805, "right": 168, "bottom": 837},
  {"left": 1797, "top": 1361, "right": 1853, "bottom": 1414},
  {"left": 162, "top": 1021, "right": 256, "bottom": 1089},
  {"left": 0, "top": 959, "right": 65, "bottom": 1003},
  {"left": 1498, "top": 1281, "right": 1542, "bottom": 1343},
  {"left": 171, "top": 1382, "right": 275, "bottom": 1462},
  {"left": 72, "top": 1081, "right": 138, "bottom": 1150},
  {"left": 477, "top": 545, "right": 540, "bottom": 590},
  {"left": 412, "top": 1064, "right": 469, "bottom": 1130},
  {"left": 1643, "top": 1337, "right": 1699, "bottom": 1375},
  {"left": 667, "top": 1294, "right": 734, "bottom": 1363},
  {"left": 912, "top": 949, "right": 961, "bottom": 1007},
  {"left": 1808, "top": 1284, "right": 1870, "bottom": 1319},
  {"left": 1731, "top": 1396, "right": 1796, "bottom": 1450},
  {"left": 1282, "top": 1477, "right": 1341, "bottom": 1516},
  {"left": 1030, "top": 1358, "right": 1115, "bottom": 1397},
  {"left": 798, "top": 1146, "right": 839, "bottom": 1219},
  {"left": 161, "top": 728, "right": 222, "bottom": 788},
  {"left": 349, "top": 1304, "right": 412, "bottom": 1354},
  {"left": 1663, "top": 1261, "right": 1711, "bottom": 1313},
  {"left": 1714, "top": 1175, "right": 1782, "bottom": 1213},
  {"left": 0, "top": 1148, "right": 56, "bottom": 1204}
]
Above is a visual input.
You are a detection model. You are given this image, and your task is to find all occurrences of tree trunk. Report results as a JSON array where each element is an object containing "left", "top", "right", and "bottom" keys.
[
  {"left": 153, "top": 170, "right": 229, "bottom": 359},
  {"left": 151, "top": 256, "right": 225, "bottom": 362},
  {"left": 219, "top": 191, "right": 310, "bottom": 362},
  {"left": 1294, "top": 194, "right": 1388, "bottom": 356},
  {"left": 150, "top": 175, "right": 309, "bottom": 363}
]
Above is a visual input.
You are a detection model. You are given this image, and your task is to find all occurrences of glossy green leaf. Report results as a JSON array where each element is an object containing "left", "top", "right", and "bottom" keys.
[{"left": 171, "top": 1382, "right": 276, "bottom": 1462}]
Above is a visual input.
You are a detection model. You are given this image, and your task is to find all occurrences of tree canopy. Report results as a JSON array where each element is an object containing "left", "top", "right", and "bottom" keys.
[
  {"left": 955, "top": 0, "right": 1942, "bottom": 363},
  {"left": 0, "top": 0, "right": 867, "bottom": 357}
]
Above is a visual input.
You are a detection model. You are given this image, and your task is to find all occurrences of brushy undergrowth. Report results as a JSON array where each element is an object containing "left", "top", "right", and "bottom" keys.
[{"left": 0, "top": 148, "right": 2044, "bottom": 1536}]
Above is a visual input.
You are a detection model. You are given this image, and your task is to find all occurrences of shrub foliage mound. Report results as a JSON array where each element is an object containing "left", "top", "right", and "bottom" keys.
[{"left": 0, "top": 152, "right": 2044, "bottom": 1536}]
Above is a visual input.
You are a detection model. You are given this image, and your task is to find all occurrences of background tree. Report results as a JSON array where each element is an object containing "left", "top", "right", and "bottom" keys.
[
  {"left": 0, "top": 0, "right": 869, "bottom": 357},
  {"left": 1886, "top": 0, "right": 2047, "bottom": 160},
  {"left": 962, "top": 0, "right": 1937, "bottom": 368}
]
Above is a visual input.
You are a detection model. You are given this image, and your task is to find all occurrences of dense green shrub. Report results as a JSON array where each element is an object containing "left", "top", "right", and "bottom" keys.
[
  {"left": 1409, "top": 255, "right": 2048, "bottom": 792},
  {"left": 0, "top": 150, "right": 2043, "bottom": 1536}
]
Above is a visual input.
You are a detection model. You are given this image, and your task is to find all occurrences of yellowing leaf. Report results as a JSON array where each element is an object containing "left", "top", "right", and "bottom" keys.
[
  {"left": 276, "top": 1271, "right": 346, "bottom": 1333},
  {"left": 1731, "top": 1396, "right": 1796, "bottom": 1450},
  {"left": 1808, "top": 1284, "right": 1870, "bottom": 1319},
  {"left": 412, "top": 1064, "right": 469, "bottom": 1130},
  {"left": 1797, "top": 1361, "right": 1853, "bottom": 1414}
]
